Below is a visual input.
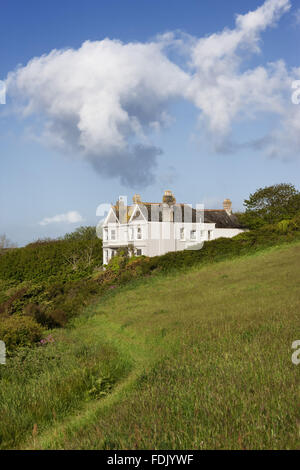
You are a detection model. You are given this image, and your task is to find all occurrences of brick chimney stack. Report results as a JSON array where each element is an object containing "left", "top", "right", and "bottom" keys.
[
  {"left": 162, "top": 190, "right": 175, "bottom": 222},
  {"left": 223, "top": 198, "right": 232, "bottom": 215},
  {"left": 162, "top": 190, "right": 176, "bottom": 205},
  {"left": 132, "top": 194, "right": 141, "bottom": 204}
]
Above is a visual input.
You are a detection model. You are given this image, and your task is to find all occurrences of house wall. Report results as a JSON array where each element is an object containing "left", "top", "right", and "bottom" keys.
[{"left": 102, "top": 213, "right": 244, "bottom": 263}]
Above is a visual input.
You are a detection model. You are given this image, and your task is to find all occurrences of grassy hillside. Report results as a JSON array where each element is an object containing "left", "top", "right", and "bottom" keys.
[
  {"left": 2, "top": 214, "right": 300, "bottom": 350},
  {"left": 0, "top": 242, "right": 299, "bottom": 449}
]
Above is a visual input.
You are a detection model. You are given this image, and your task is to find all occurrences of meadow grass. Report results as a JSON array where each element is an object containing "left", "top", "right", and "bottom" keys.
[{"left": 1, "top": 241, "right": 300, "bottom": 449}]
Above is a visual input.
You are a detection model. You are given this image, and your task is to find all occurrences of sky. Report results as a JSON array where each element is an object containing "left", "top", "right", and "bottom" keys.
[{"left": 1, "top": 0, "right": 300, "bottom": 246}]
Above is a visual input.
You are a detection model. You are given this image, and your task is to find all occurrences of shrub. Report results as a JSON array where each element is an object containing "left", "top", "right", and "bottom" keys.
[
  {"left": 0, "top": 228, "right": 103, "bottom": 283},
  {"left": 23, "top": 303, "right": 64, "bottom": 328},
  {"left": 106, "top": 254, "right": 127, "bottom": 274},
  {"left": 0, "top": 316, "right": 43, "bottom": 350},
  {"left": 276, "top": 220, "right": 291, "bottom": 234}
]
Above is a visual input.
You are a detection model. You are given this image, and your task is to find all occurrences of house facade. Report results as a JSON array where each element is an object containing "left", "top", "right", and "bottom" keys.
[{"left": 102, "top": 191, "right": 244, "bottom": 264}]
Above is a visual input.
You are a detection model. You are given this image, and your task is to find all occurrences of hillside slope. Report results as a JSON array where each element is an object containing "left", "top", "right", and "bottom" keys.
[{"left": 1, "top": 242, "right": 300, "bottom": 449}]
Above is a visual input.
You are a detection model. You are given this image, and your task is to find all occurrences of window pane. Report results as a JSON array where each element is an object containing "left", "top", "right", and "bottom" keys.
[{"left": 190, "top": 230, "right": 196, "bottom": 240}]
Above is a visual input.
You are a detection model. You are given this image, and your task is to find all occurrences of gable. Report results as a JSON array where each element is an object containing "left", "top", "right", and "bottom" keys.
[
  {"left": 103, "top": 207, "right": 119, "bottom": 225},
  {"left": 129, "top": 204, "right": 148, "bottom": 223}
]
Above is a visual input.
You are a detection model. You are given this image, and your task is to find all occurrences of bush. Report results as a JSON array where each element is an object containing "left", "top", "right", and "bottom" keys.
[
  {"left": 0, "top": 316, "right": 43, "bottom": 350},
  {"left": 276, "top": 220, "right": 291, "bottom": 234},
  {"left": 0, "top": 228, "right": 103, "bottom": 283}
]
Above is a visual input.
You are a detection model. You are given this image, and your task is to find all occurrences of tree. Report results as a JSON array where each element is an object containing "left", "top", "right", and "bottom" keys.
[
  {"left": 240, "top": 184, "right": 300, "bottom": 228},
  {"left": 64, "top": 226, "right": 97, "bottom": 241},
  {"left": 63, "top": 226, "right": 102, "bottom": 270}
]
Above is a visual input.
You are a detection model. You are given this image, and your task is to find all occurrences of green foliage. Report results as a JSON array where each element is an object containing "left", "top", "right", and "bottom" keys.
[
  {"left": 240, "top": 183, "right": 300, "bottom": 228},
  {"left": 0, "top": 227, "right": 102, "bottom": 283},
  {"left": 106, "top": 250, "right": 129, "bottom": 274},
  {"left": 0, "top": 316, "right": 42, "bottom": 349},
  {"left": 276, "top": 219, "right": 291, "bottom": 233},
  {"left": 64, "top": 226, "right": 98, "bottom": 241}
]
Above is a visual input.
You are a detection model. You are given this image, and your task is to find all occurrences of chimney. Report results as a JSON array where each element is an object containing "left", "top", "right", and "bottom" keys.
[
  {"left": 223, "top": 198, "right": 232, "bottom": 215},
  {"left": 162, "top": 204, "right": 173, "bottom": 222},
  {"left": 132, "top": 194, "right": 141, "bottom": 204},
  {"left": 162, "top": 190, "right": 176, "bottom": 205},
  {"left": 117, "top": 196, "right": 127, "bottom": 224}
]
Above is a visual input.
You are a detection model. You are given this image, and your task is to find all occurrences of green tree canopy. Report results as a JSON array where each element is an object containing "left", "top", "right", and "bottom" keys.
[
  {"left": 64, "top": 226, "right": 97, "bottom": 241},
  {"left": 240, "top": 183, "right": 300, "bottom": 228}
]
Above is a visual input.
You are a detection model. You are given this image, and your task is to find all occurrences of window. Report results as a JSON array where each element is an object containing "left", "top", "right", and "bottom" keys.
[
  {"left": 190, "top": 230, "right": 196, "bottom": 240},
  {"left": 129, "top": 227, "right": 134, "bottom": 240},
  {"left": 137, "top": 226, "right": 142, "bottom": 240},
  {"left": 208, "top": 230, "right": 212, "bottom": 240},
  {"left": 136, "top": 249, "right": 142, "bottom": 256},
  {"left": 103, "top": 228, "right": 108, "bottom": 241},
  {"left": 180, "top": 227, "right": 185, "bottom": 240},
  {"left": 111, "top": 229, "right": 116, "bottom": 240},
  {"left": 104, "top": 249, "right": 109, "bottom": 264}
]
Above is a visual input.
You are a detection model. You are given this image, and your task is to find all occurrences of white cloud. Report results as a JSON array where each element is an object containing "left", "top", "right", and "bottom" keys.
[
  {"left": 185, "top": 0, "right": 292, "bottom": 140},
  {"left": 39, "top": 211, "right": 84, "bottom": 226},
  {"left": 6, "top": 39, "right": 189, "bottom": 186},
  {"left": 5, "top": 0, "right": 300, "bottom": 183}
]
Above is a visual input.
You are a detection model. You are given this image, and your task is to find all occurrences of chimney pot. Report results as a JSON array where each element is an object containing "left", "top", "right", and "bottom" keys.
[
  {"left": 132, "top": 194, "right": 141, "bottom": 204},
  {"left": 162, "top": 190, "right": 176, "bottom": 205},
  {"left": 223, "top": 198, "right": 232, "bottom": 214}
]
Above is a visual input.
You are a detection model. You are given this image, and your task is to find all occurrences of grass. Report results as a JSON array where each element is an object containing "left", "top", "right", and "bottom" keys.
[{"left": 1, "top": 241, "right": 300, "bottom": 449}]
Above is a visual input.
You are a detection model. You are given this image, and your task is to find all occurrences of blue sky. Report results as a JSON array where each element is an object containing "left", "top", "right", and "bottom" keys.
[{"left": 1, "top": 0, "right": 300, "bottom": 245}]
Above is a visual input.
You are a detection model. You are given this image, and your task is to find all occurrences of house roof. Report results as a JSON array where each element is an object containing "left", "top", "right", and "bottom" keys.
[
  {"left": 203, "top": 210, "right": 242, "bottom": 228},
  {"left": 113, "top": 202, "right": 243, "bottom": 228}
]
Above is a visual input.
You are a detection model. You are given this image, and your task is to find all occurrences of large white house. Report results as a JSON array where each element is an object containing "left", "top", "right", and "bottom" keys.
[{"left": 102, "top": 191, "right": 244, "bottom": 264}]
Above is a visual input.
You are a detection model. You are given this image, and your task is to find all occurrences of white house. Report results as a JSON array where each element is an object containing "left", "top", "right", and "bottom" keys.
[{"left": 102, "top": 191, "right": 244, "bottom": 264}]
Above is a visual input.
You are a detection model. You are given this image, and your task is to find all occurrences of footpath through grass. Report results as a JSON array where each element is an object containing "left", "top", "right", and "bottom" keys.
[{"left": 1, "top": 242, "right": 300, "bottom": 449}]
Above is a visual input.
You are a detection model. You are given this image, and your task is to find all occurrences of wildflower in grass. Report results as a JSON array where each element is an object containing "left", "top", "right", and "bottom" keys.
[{"left": 40, "top": 335, "right": 55, "bottom": 346}]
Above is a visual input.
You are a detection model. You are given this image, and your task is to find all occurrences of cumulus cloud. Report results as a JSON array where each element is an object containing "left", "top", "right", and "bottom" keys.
[
  {"left": 39, "top": 211, "right": 83, "bottom": 226},
  {"left": 185, "top": 0, "right": 293, "bottom": 145},
  {"left": 5, "top": 0, "right": 300, "bottom": 184},
  {"left": 6, "top": 39, "right": 188, "bottom": 187}
]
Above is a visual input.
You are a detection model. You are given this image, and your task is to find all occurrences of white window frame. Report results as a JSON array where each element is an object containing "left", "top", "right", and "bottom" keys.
[
  {"left": 103, "top": 228, "right": 108, "bottom": 241},
  {"left": 110, "top": 229, "right": 116, "bottom": 241},
  {"left": 190, "top": 230, "right": 196, "bottom": 240},
  {"left": 137, "top": 226, "right": 142, "bottom": 240}
]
